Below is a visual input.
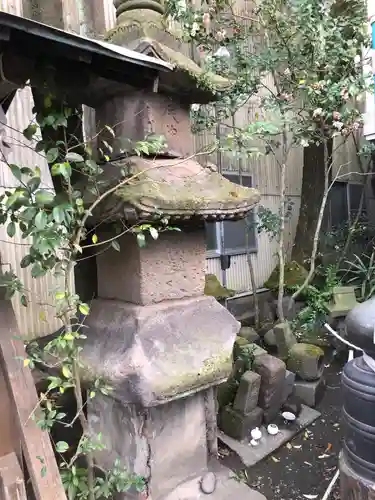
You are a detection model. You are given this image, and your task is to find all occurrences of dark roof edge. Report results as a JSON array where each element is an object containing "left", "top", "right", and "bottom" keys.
[{"left": 0, "top": 11, "right": 173, "bottom": 73}]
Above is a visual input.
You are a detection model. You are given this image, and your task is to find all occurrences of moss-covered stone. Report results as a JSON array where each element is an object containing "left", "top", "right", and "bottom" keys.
[
  {"left": 86, "top": 157, "right": 261, "bottom": 223},
  {"left": 105, "top": 8, "right": 231, "bottom": 97},
  {"left": 153, "top": 351, "right": 232, "bottom": 402},
  {"left": 204, "top": 274, "right": 235, "bottom": 299},
  {"left": 264, "top": 261, "right": 309, "bottom": 291},
  {"left": 287, "top": 343, "right": 324, "bottom": 381}
]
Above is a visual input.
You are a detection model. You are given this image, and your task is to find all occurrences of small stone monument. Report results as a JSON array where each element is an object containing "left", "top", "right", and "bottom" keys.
[{"left": 80, "top": 1, "right": 262, "bottom": 499}]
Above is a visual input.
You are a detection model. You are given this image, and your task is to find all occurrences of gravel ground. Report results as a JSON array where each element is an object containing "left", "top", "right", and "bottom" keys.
[{"left": 219, "top": 356, "right": 344, "bottom": 500}]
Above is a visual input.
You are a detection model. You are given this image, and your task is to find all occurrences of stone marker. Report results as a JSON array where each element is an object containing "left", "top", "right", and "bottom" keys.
[
  {"left": 327, "top": 286, "right": 358, "bottom": 319},
  {"left": 219, "top": 405, "right": 263, "bottom": 441},
  {"left": 287, "top": 343, "right": 325, "bottom": 381},
  {"left": 233, "top": 371, "right": 261, "bottom": 415},
  {"left": 294, "top": 378, "right": 326, "bottom": 407},
  {"left": 273, "top": 322, "right": 297, "bottom": 359},
  {"left": 253, "top": 354, "right": 286, "bottom": 423},
  {"left": 282, "top": 370, "right": 296, "bottom": 403}
]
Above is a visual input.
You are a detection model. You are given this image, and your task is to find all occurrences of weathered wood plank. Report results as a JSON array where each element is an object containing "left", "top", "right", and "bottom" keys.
[
  {"left": 0, "top": 297, "right": 67, "bottom": 500},
  {"left": 0, "top": 365, "right": 20, "bottom": 460},
  {"left": 0, "top": 453, "right": 26, "bottom": 500}
]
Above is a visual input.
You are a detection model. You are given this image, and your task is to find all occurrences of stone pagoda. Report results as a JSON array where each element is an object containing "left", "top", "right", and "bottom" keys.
[{"left": 80, "top": 1, "right": 261, "bottom": 498}]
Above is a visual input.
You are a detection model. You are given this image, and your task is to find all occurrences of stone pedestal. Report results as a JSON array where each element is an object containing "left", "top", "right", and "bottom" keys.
[{"left": 83, "top": 231, "right": 241, "bottom": 499}]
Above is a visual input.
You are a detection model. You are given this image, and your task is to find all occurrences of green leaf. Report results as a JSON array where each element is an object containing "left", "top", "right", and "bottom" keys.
[
  {"left": 21, "top": 295, "right": 28, "bottom": 307},
  {"left": 6, "top": 191, "right": 21, "bottom": 208},
  {"left": 85, "top": 159, "right": 98, "bottom": 171},
  {"left": 9, "top": 164, "right": 22, "bottom": 181},
  {"left": 92, "top": 234, "right": 98, "bottom": 244},
  {"left": 7, "top": 222, "right": 16, "bottom": 238},
  {"left": 27, "top": 176, "right": 41, "bottom": 193},
  {"left": 35, "top": 141, "right": 46, "bottom": 153},
  {"left": 52, "top": 206, "right": 65, "bottom": 224},
  {"left": 55, "top": 441, "right": 69, "bottom": 453},
  {"left": 23, "top": 124, "right": 37, "bottom": 141},
  {"left": 35, "top": 211, "right": 47, "bottom": 230},
  {"left": 46, "top": 148, "right": 59, "bottom": 163},
  {"left": 136, "top": 233, "right": 146, "bottom": 248},
  {"left": 111, "top": 240, "right": 120, "bottom": 252},
  {"left": 79, "top": 303, "right": 90, "bottom": 316},
  {"left": 55, "top": 116, "right": 68, "bottom": 128},
  {"left": 44, "top": 95, "right": 52, "bottom": 108},
  {"left": 20, "top": 255, "right": 32, "bottom": 268},
  {"left": 35, "top": 190, "right": 54, "bottom": 206},
  {"left": 51, "top": 162, "right": 72, "bottom": 180},
  {"left": 149, "top": 227, "right": 159, "bottom": 240},
  {"left": 44, "top": 115, "right": 55, "bottom": 126},
  {"left": 62, "top": 365, "right": 72, "bottom": 379},
  {"left": 31, "top": 262, "right": 46, "bottom": 278},
  {"left": 66, "top": 152, "right": 84, "bottom": 163}
]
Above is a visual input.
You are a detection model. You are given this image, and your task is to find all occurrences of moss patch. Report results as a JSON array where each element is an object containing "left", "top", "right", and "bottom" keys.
[
  {"left": 204, "top": 274, "right": 235, "bottom": 299},
  {"left": 264, "top": 261, "right": 308, "bottom": 291},
  {"left": 154, "top": 352, "right": 232, "bottom": 402}
]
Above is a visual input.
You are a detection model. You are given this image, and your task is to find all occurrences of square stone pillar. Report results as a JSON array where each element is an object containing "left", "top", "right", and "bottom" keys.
[
  {"left": 96, "top": 230, "right": 205, "bottom": 305},
  {"left": 96, "top": 92, "right": 194, "bottom": 158},
  {"left": 83, "top": 229, "right": 240, "bottom": 499}
]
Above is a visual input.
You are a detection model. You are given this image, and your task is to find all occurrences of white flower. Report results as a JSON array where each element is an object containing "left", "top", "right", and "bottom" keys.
[
  {"left": 333, "top": 121, "right": 344, "bottom": 131},
  {"left": 300, "top": 139, "right": 309, "bottom": 148},
  {"left": 214, "top": 46, "right": 230, "bottom": 58},
  {"left": 215, "top": 29, "right": 226, "bottom": 42},
  {"left": 352, "top": 121, "right": 360, "bottom": 130},
  {"left": 313, "top": 108, "right": 323, "bottom": 118},
  {"left": 283, "top": 68, "right": 291, "bottom": 77},
  {"left": 192, "top": 22, "right": 199, "bottom": 32},
  {"left": 354, "top": 54, "right": 361, "bottom": 65},
  {"left": 191, "top": 104, "right": 200, "bottom": 112}
]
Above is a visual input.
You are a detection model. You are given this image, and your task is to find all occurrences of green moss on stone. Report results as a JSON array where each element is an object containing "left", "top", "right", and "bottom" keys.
[
  {"left": 105, "top": 9, "right": 230, "bottom": 95},
  {"left": 204, "top": 274, "right": 235, "bottom": 299},
  {"left": 264, "top": 261, "right": 309, "bottom": 291},
  {"left": 154, "top": 352, "right": 232, "bottom": 402}
]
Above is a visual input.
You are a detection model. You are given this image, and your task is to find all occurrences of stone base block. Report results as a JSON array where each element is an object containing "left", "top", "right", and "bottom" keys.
[
  {"left": 294, "top": 377, "right": 326, "bottom": 408},
  {"left": 219, "top": 406, "right": 263, "bottom": 441},
  {"left": 282, "top": 370, "right": 296, "bottom": 403},
  {"left": 163, "top": 461, "right": 266, "bottom": 500},
  {"left": 219, "top": 405, "right": 320, "bottom": 468}
]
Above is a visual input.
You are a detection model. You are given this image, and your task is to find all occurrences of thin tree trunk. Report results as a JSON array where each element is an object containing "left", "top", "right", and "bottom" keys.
[
  {"left": 246, "top": 225, "right": 260, "bottom": 328},
  {"left": 277, "top": 125, "right": 287, "bottom": 322}
]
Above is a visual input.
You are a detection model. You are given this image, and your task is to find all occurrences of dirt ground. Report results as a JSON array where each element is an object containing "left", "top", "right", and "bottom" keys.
[{"left": 219, "top": 356, "right": 344, "bottom": 500}]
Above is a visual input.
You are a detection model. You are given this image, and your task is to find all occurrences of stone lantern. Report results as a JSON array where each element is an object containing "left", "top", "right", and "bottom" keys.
[
  {"left": 79, "top": 1, "right": 262, "bottom": 499},
  {"left": 341, "top": 297, "right": 375, "bottom": 499}
]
